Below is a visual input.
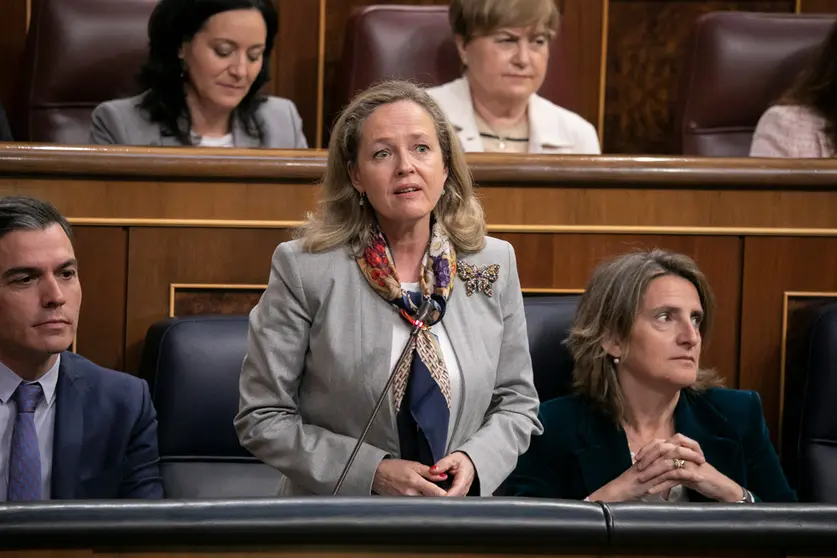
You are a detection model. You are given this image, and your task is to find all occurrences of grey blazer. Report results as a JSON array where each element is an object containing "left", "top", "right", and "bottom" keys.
[
  {"left": 235, "top": 236, "right": 542, "bottom": 496},
  {"left": 89, "top": 91, "right": 308, "bottom": 148}
]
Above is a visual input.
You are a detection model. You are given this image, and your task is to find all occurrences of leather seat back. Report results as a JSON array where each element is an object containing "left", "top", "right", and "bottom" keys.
[
  {"left": 523, "top": 295, "right": 579, "bottom": 404},
  {"left": 677, "top": 11, "right": 835, "bottom": 156},
  {"left": 11, "top": 0, "right": 154, "bottom": 143},
  {"left": 141, "top": 316, "right": 280, "bottom": 499}
]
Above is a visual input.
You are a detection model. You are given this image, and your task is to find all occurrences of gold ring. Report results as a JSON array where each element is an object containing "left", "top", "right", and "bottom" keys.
[{"left": 672, "top": 458, "right": 685, "bottom": 469}]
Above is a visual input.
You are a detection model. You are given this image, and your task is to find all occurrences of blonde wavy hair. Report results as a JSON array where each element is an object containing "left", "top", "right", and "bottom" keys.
[
  {"left": 566, "top": 250, "right": 723, "bottom": 423},
  {"left": 299, "top": 80, "right": 486, "bottom": 254}
]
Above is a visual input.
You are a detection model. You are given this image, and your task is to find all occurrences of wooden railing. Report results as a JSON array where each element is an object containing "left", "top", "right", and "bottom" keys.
[{"left": 2, "top": 144, "right": 837, "bottom": 446}]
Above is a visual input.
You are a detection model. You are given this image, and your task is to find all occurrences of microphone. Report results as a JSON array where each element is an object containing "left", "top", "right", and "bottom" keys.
[{"left": 333, "top": 298, "right": 436, "bottom": 495}]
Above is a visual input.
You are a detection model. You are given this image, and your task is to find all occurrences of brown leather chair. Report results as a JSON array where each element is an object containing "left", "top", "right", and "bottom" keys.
[
  {"left": 331, "top": 5, "right": 576, "bottom": 137},
  {"left": 677, "top": 12, "right": 835, "bottom": 157},
  {"left": 10, "top": 0, "right": 156, "bottom": 143}
]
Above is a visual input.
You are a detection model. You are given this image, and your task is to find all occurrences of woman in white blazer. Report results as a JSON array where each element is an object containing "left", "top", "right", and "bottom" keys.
[
  {"left": 235, "top": 80, "right": 542, "bottom": 497},
  {"left": 427, "top": 0, "right": 600, "bottom": 155}
]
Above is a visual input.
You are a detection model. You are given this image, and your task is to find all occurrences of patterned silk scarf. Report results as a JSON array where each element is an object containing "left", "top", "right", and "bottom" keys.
[{"left": 357, "top": 221, "right": 456, "bottom": 466}]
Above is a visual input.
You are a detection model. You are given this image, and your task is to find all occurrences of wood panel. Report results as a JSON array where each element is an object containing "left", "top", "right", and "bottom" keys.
[
  {"left": 124, "top": 228, "right": 292, "bottom": 373},
  {"left": 72, "top": 227, "right": 128, "bottom": 372},
  {"left": 1, "top": 148, "right": 834, "bottom": 441},
  {"left": 274, "top": 0, "right": 322, "bottom": 147},
  {"left": 5, "top": 177, "right": 837, "bottom": 231},
  {"left": 495, "top": 233, "right": 743, "bottom": 386},
  {"left": 4, "top": 148, "right": 837, "bottom": 231},
  {"left": 603, "top": 0, "right": 795, "bottom": 155},
  {"left": 150, "top": 234, "right": 741, "bottom": 386},
  {"left": 172, "top": 285, "right": 263, "bottom": 316},
  {"left": 799, "top": 0, "right": 837, "bottom": 13},
  {"left": 0, "top": 0, "right": 28, "bottom": 109},
  {"left": 121, "top": 230, "right": 743, "bottom": 388},
  {"left": 739, "top": 237, "right": 837, "bottom": 443},
  {"left": 560, "top": 0, "right": 607, "bottom": 134}
]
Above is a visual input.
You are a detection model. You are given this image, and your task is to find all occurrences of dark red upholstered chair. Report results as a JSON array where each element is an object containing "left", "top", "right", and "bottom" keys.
[
  {"left": 10, "top": 0, "right": 156, "bottom": 143},
  {"left": 677, "top": 11, "right": 835, "bottom": 157}
]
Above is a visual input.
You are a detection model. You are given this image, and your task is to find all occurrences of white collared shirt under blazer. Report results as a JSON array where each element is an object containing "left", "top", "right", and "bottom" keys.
[
  {"left": 427, "top": 77, "right": 601, "bottom": 154},
  {"left": 234, "top": 236, "right": 543, "bottom": 496}
]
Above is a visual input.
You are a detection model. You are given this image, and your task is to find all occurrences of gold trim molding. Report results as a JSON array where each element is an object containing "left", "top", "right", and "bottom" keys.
[
  {"left": 597, "top": 0, "right": 609, "bottom": 146},
  {"left": 67, "top": 217, "right": 837, "bottom": 237}
]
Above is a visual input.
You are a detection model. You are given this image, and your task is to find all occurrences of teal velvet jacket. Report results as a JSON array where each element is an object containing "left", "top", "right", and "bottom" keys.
[{"left": 506, "top": 388, "right": 797, "bottom": 502}]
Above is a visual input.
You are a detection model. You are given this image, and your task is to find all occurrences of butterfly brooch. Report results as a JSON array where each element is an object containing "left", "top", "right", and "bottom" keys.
[{"left": 457, "top": 262, "right": 500, "bottom": 297}]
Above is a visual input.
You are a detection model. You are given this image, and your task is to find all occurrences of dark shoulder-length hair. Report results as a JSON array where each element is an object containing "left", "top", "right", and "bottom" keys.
[
  {"left": 137, "top": 0, "right": 278, "bottom": 145},
  {"left": 778, "top": 20, "right": 837, "bottom": 153}
]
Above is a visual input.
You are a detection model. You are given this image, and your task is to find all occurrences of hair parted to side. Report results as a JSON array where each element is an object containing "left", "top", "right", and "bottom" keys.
[
  {"left": 300, "top": 80, "right": 486, "bottom": 254},
  {"left": 449, "top": 0, "right": 560, "bottom": 44},
  {"left": 138, "top": 0, "right": 278, "bottom": 145},
  {"left": 566, "top": 249, "right": 723, "bottom": 423},
  {"left": 778, "top": 20, "right": 837, "bottom": 153},
  {"left": 0, "top": 196, "right": 74, "bottom": 246}
]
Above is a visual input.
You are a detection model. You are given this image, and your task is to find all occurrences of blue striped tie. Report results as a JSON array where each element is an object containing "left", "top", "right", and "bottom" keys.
[{"left": 8, "top": 382, "right": 43, "bottom": 502}]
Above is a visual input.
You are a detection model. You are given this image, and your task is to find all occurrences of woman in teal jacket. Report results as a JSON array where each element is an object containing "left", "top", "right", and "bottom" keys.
[{"left": 507, "top": 250, "right": 796, "bottom": 503}]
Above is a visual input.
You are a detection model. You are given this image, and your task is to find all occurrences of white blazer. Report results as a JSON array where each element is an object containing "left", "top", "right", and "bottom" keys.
[{"left": 427, "top": 77, "right": 601, "bottom": 154}]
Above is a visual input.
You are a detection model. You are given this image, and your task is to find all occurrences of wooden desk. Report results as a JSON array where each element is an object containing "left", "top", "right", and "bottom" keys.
[{"left": 1, "top": 144, "right": 836, "bottom": 444}]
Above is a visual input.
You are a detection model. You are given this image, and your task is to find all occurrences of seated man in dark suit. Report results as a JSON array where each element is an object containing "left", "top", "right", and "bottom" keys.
[
  {"left": 0, "top": 104, "right": 12, "bottom": 141},
  {"left": 0, "top": 196, "right": 163, "bottom": 500}
]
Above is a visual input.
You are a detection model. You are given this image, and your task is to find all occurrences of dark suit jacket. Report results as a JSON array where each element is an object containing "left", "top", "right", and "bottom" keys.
[
  {"left": 506, "top": 388, "right": 796, "bottom": 502},
  {"left": 51, "top": 352, "right": 163, "bottom": 499}
]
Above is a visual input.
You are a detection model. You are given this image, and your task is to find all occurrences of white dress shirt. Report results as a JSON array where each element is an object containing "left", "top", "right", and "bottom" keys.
[{"left": 0, "top": 355, "right": 60, "bottom": 500}]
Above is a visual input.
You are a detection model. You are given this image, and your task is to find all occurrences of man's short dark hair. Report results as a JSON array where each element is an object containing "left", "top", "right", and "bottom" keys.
[{"left": 0, "top": 196, "right": 74, "bottom": 245}]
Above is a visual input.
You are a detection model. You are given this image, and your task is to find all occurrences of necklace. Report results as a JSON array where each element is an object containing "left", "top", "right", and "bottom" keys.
[
  {"left": 473, "top": 112, "right": 529, "bottom": 151},
  {"left": 477, "top": 132, "right": 528, "bottom": 150}
]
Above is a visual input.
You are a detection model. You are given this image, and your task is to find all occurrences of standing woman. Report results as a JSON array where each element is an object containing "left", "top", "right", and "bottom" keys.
[
  {"left": 235, "top": 80, "right": 541, "bottom": 497},
  {"left": 90, "top": 0, "right": 307, "bottom": 148}
]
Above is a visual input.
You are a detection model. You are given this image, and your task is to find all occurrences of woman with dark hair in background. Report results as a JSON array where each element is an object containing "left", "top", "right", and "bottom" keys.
[
  {"left": 750, "top": 21, "right": 837, "bottom": 158},
  {"left": 90, "top": 0, "right": 307, "bottom": 148}
]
